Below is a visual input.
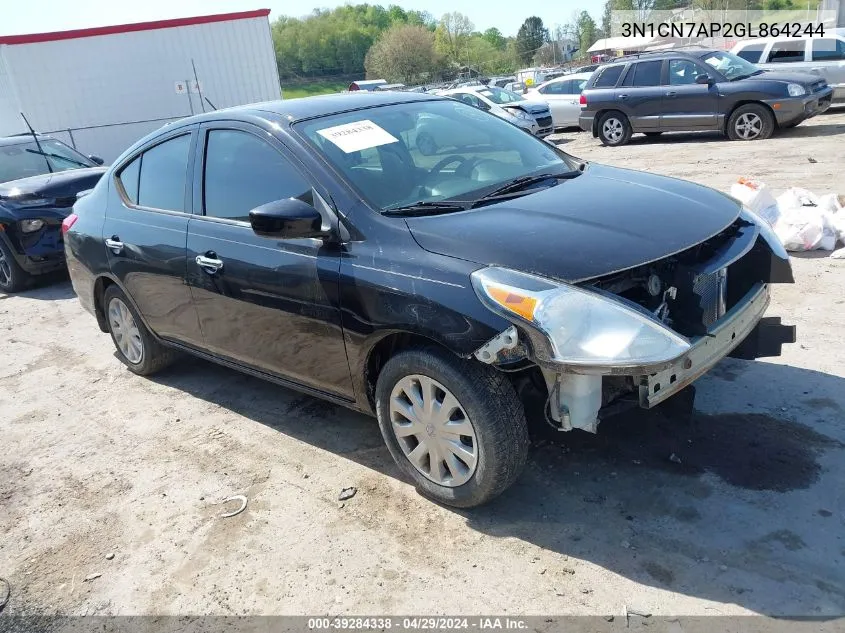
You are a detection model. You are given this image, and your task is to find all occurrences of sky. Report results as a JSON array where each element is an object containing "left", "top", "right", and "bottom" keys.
[{"left": 2, "top": 0, "right": 605, "bottom": 39}]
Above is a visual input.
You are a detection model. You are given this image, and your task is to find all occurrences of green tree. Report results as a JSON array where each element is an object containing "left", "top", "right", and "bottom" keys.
[
  {"left": 482, "top": 27, "right": 507, "bottom": 50},
  {"left": 575, "top": 11, "right": 598, "bottom": 57},
  {"left": 516, "top": 16, "right": 548, "bottom": 65},
  {"left": 365, "top": 24, "right": 438, "bottom": 83},
  {"left": 435, "top": 12, "right": 475, "bottom": 63}
]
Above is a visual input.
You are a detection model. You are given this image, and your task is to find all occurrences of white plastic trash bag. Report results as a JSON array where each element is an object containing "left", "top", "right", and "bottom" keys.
[
  {"left": 831, "top": 247, "right": 845, "bottom": 259},
  {"left": 774, "top": 206, "right": 827, "bottom": 251},
  {"left": 731, "top": 178, "right": 777, "bottom": 215}
]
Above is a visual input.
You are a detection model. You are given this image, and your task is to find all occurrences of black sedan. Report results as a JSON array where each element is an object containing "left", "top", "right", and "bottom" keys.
[
  {"left": 65, "top": 92, "right": 795, "bottom": 507},
  {"left": 0, "top": 135, "right": 106, "bottom": 292}
]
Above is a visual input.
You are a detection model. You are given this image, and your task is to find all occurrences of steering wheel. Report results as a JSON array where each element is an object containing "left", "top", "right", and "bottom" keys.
[{"left": 429, "top": 155, "right": 479, "bottom": 179}]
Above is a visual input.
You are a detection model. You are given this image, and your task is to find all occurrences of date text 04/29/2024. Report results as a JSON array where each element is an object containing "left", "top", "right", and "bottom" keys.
[{"left": 621, "top": 21, "right": 825, "bottom": 38}]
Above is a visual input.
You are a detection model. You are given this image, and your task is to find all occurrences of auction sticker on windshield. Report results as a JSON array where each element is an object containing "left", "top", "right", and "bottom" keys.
[{"left": 317, "top": 120, "right": 399, "bottom": 153}]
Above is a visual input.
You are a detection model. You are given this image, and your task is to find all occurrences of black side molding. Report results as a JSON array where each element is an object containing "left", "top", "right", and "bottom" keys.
[{"left": 729, "top": 317, "right": 797, "bottom": 360}]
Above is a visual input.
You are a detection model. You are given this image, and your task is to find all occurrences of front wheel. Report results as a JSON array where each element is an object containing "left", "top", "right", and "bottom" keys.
[
  {"left": 727, "top": 104, "right": 774, "bottom": 141},
  {"left": 0, "top": 237, "right": 31, "bottom": 293},
  {"left": 597, "top": 111, "right": 632, "bottom": 146},
  {"left": 375, "top": 347, "right": 529, "bottom": 508}
]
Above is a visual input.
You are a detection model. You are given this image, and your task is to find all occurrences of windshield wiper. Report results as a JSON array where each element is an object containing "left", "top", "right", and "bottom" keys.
[
  {"left": 382, "top": 201, "right": 470, "bottom": 217},
  {"left": 731, "top": 69, "right": 765, "bottom": 81},
  {"left": 25, "top": 149, "right": 90, "bottom": 168},
  {"left": 469, "top": 170, "right": 582, "bottom": 206}
]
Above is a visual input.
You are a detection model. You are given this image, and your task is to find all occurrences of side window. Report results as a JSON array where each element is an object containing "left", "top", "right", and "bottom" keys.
[
  {"left": 574, "top": 79, "right": 588, "bottom": 92},
  {"left": 811, "top": 38, "right": 845, "bottom": 61},
  {"left": 668, "top": 60, "right": 707, "bottom": 85},
  {"left": 118, "top": 155, "right": 140, "bottom": 204},
  {"left": 593, "top": 64, "right": 624, "bottom": 88},
  {"left": 540, "top": 82, "right": 562, "bottom": 95},
  {"left": 203, "top": 129, "right": 311, "bottom": 223},
  {"left": 631, "top": 60, "right": 662, "bottom": 87},
  {"left": 735, "top": 43, "right": 766, "bottom": 63},
  {"left": 137, "top": 134, "right": 191, "bottom": 211},
  {"left": 767, "top": 40, "right": 806, "bottom": 63}
]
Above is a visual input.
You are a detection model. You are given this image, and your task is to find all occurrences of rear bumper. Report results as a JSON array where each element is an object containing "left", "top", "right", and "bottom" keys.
[{"left": 578, "top": 113, "right": 594, "bottom": 133}]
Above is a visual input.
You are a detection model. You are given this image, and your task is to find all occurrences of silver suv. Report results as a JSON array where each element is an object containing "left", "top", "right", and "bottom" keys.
[{"left": 731, "top": 34, "right": 845, "bottom": 104}]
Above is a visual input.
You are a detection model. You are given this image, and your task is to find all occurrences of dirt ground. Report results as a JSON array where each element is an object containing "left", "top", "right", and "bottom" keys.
[{"left": 2, "top": 110, "right": 845, "bottom": 618}]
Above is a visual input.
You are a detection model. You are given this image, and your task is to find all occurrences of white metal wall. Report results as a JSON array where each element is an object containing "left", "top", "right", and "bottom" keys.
[{"left": 0, "top": 15, "right": 281, "bottom": 161}]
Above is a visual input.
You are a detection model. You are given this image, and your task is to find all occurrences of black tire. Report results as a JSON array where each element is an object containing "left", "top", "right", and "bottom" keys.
[
  {"left": 375, "top": 346, "right": 529, "bottom": 508},
  {"left": 103, "top": 284, "right": 178, "bottom": 376},
  {"left": 644, "top": 131, "right": 663, "bottom": 137},
  {"left": 597, "top": 111, "right": 633, "bottom": 146},
  {"left": 727, "top": 103, "right": 774, "bottom": 141},
  {"left": 0, "top": 236, "right": 32, "bottom": 293}
]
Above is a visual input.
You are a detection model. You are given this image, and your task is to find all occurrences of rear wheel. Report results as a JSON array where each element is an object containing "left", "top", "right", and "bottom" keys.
[
  {"left": 597, "top": 111, "right": 632, "bottom": 146},
  {"left": 727, "top": 104, "right": 774, "bottom": 141},
  {"left": 0, "top": 236, "right": 31, "bottom": 293},
  {"left": 103, "top": 285, "right": 177, "bottom": 376},
  {"left": 375, "top": 347, "right": 529, "bottom": 508}
]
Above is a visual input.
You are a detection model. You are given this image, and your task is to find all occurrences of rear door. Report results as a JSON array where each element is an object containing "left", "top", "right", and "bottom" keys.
[
  {"left": 761, "top": 39, "right": 809, "bottom": 71},
  {"left": 809, "top": 37, "right": 845, "bottom": 93},
  {"left": 538, "top": 80, "right": 574, "bottom": 127},
  {"left": 104, "top": 127, "right": 203, "bottom": 346},
  {"left": 660, "top": 58, "right": 718, "bottom": 130},
  {"left": 185, "top": 122, "right": 354, "bottom": 399},
  {"left": 618, "top": 60, "right": 664, "bottom": 131}
]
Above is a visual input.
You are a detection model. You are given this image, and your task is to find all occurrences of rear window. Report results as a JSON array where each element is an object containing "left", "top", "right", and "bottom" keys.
[
  {"left": 735, "top": 43, "right": 766, "bottom": 63},
  {"left": 767, "top": 40, "right": 806, "bottom": 63},
  {"left": 592, "top": 64, "right": 624, "bottom": 88}
]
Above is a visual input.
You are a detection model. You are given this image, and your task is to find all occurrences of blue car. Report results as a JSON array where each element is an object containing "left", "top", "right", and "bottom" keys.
[{"left": 0, "top": 135, "right": 106, "bottom": 292}]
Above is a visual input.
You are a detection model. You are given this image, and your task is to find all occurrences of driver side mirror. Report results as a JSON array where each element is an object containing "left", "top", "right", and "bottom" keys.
[
  {"left": 696, "top": 74, "right": 714, "bottom": 85},
  {"left": 88, "top": 155, "right": 105, "bottom": 165},
  {"left": 249, "top": 198, "right": 329, "bottom": 240}
]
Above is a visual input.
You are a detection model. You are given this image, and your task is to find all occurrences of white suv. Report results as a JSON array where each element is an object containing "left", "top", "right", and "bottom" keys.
[{"left": 731, "top": 34, "right": 845, "bottom": 103}]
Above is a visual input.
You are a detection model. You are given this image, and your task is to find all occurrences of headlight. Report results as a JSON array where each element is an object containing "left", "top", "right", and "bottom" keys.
[
  {"left": 20, "top": 219, "right": 45, "bottom": 233},
  {"left": 471, "top": 267, "right": 690, "bottom": 368},
  {"left": 787, "top": 83, "right": 806, "bottom": 97},
  {"left": 507, "top": 109, "right": 533, "bottom": 121}
]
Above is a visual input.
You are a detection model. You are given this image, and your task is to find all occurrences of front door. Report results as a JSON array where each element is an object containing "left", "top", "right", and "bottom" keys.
[
  {"left": 103, "top": 128, "right": 203, "bottom": 346},
  {"left": 185, "top": 123, "right": 354, "bottom": 400},
  {"left": 660, "top": 59, "right": 718, "bottom": 130}
]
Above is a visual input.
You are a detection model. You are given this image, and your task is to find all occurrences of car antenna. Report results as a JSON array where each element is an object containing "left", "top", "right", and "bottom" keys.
[
  {"left": 20, "top": 111, "right": 52, "bottom": 173},
  {"left": 204, "top": 96, "right": 217, "bottom": 110}
]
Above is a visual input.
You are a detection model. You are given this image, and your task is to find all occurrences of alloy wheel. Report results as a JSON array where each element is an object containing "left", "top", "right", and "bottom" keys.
[
  {"left": 735, "top": 113, "right": 763, "bottom": 140},
  {"left": 0, "top": 248, "right": 11, "bottom": 289},
  {"left": 108, "top": 297, "right": 144, "bottom": 364},
  {"left": 602, "top": 118, "right": 624, "bottom": 143},
  {"left": 389, "top": 374, "right": 478, "bottom": 487}
]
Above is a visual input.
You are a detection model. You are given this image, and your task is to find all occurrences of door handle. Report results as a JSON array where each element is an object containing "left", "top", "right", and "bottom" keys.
[
  {"left": 105, "top": 237, "right": 124, "bottom": 254},
  {"left": 665, "top": 91, "right": 677, "bottom": 97},
  {"left": 196, "top": 254, "right": 224, "bottom": 274},
  {"left": 618, "top": 94, "right": 629, "bottom": 100}
]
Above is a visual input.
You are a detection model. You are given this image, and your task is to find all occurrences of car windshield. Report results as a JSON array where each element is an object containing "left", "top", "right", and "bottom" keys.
[
  {"left": 296, "top": 100, "right": 575, "bottom": 212},
  {"left": 477, "top": 87, "right": 525, "bottom": 104},
  {"left": 700, "top": 51, "right": 762, "bottom": 80},
  {"left": 0, "top": 138, "right": 95, "bottom": 183}
]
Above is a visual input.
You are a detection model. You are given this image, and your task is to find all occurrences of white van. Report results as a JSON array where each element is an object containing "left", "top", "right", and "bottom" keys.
[{"left": 730, "top": 34, "right": 845, "bottom": 103}]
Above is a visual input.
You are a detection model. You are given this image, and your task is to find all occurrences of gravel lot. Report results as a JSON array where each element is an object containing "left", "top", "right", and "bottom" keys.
[{"left": 2, "top": 110, "right": 845, "bottom": 618}]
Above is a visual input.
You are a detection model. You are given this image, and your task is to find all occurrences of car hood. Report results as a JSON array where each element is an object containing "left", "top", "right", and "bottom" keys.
[
  {"left": 0, "top": 166, "right": 108, "bottom": 198},
  {"left": 754, "top": 70, "right": 822, "bottom": 85},
  {"left": 405, "top": 163, "right": 742, "bottom": 283},
  {"left": 502, "top": 101, "right": 550, "bottom": 114}
]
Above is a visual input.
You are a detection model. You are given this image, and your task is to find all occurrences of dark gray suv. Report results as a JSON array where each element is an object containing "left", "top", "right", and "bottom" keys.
[{"left": 579, "top": 48, "right": 833, "bottom": 146}]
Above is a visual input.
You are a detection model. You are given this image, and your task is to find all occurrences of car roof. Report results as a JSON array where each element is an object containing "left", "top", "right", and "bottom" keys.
[
  {"left": 613, "top": 47, "right": 718, "bottom": 63},
  {"left": 537, "top": 72, "right": 594, "bottom": 86},
  {"left": 732, "top": 34, "right": 844, "bottom": 45},
  {"left": 175, "top": 92, "right": 444, "bottom": 127}
]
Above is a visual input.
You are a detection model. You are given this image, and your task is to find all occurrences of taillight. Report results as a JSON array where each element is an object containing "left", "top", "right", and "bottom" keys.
[
  {"left": 61, "top": 213, "right": 79, "bottom": 235},
  {"left": 579, "top": 94, "right": 587, "bottom": 106}
]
